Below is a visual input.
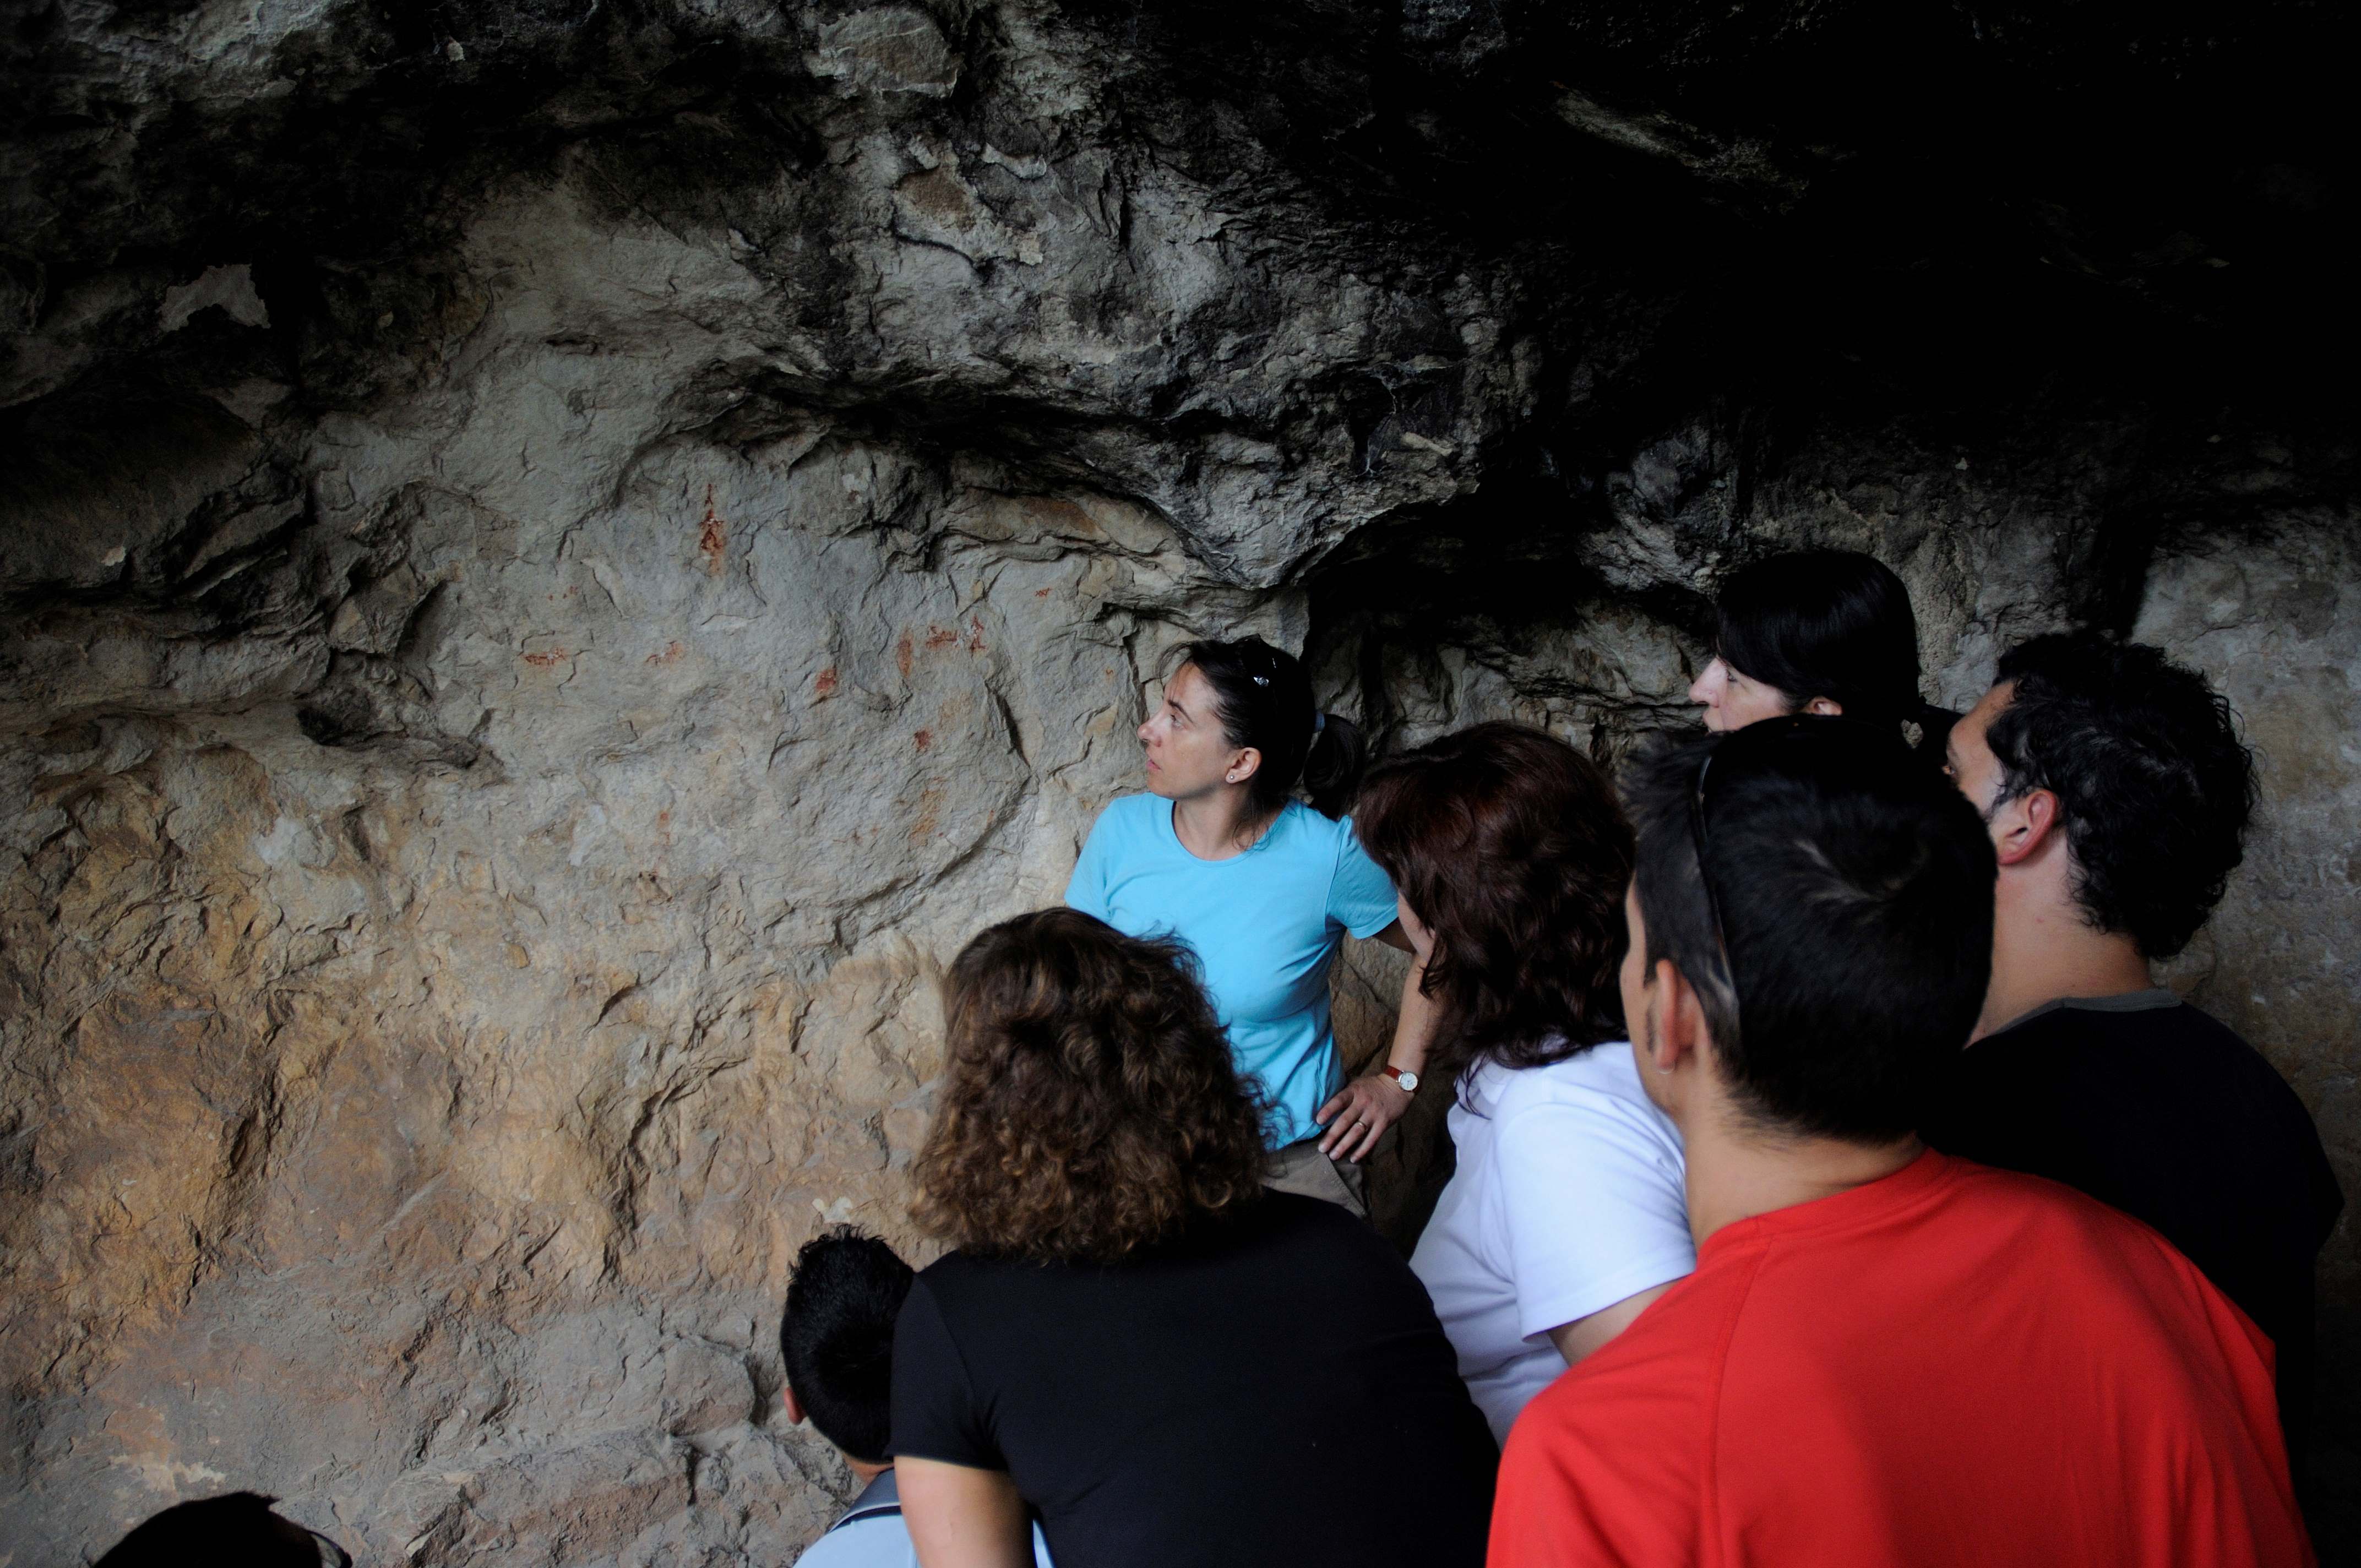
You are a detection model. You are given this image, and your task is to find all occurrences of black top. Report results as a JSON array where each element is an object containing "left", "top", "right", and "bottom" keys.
[
  {"left": 1922, "top": 993, "right": 2344, "bottom": 1466},
  {"left": 891, "top": 1192, "right": 1497, "bottom": 1568}
]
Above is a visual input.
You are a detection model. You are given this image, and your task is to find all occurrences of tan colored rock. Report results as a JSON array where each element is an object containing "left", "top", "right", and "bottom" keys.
[{"left": 4, "top": 1, "right": 2359, "bottom": 1560}]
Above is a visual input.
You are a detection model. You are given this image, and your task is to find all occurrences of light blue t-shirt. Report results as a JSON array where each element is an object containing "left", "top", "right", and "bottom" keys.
[
  {"left": 793, "top": 1469, "right": 1054, "bottom": 1568},
  {"left": 1064, "top": 794, "right": 1401, "bottom": 1148}
]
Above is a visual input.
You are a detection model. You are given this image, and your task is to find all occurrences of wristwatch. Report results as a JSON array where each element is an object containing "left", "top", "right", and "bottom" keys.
[{"left": 1381, "top": 1064, "right": 1420, "bottom": 1095}]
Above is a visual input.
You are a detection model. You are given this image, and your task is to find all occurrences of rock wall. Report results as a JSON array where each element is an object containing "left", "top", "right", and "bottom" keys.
[{"left": 5, "top": 1, "right": 2357, "bottom": 1561}]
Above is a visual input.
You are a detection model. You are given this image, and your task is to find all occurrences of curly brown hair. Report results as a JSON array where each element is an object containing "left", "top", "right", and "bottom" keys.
[
  {"left": 913, "top": 908, "right": 1272, "bottom": 1265},
  {"left": 1353, "top": 722, "right": 1634, "bottom": 1092}
]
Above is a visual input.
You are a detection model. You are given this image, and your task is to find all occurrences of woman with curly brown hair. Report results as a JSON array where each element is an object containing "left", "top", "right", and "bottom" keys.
[
  {"left": 1356, "top": 723, "right": 1694, "bottom": 1445},
  {"left": 891, "top": 908, "right": 1496, "bottom": 1568}
]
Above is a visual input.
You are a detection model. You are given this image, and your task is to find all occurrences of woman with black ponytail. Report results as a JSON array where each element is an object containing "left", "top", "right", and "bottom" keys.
[
  {"left": 1064, "top": 637, "right": 1435, "bottom": 1216},
  {"left": 1689, "top": 550, "right": 1956, "bottom": 746}
]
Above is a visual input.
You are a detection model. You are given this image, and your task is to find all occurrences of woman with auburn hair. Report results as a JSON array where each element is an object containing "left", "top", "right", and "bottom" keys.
[
  {"left": 892, "top": 909, "right": 1497, "bottom": 1568},
  {"left": 1065, "top": 636, "right": 1435, "bottom": 1217},
  {"left": 1356, "top": 722, "right": 1694, "bottom": 1444}
]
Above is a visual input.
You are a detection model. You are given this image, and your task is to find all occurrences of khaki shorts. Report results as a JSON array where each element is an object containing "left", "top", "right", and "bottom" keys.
[{"left": 1264, "top": 1135, "right": 1369, "bottom": 1220}]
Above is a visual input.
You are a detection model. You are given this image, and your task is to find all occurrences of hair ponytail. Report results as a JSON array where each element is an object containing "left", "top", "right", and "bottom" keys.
[
  {"left": 1912, "top": 701, "right": 1960, "bottom": 756},
  {"left": 1172, "top": 638, "right": 1368, "bottom": 820},
  {"left": 1303, "top": 712, "right": 1370, "bottom": 819}
]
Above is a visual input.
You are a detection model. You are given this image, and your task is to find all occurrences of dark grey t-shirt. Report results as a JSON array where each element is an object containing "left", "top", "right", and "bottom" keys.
[
  {"left": 891, "top": 1193, "right": 1497, "bottom": 1568},
  {"left": 1923, "top": 993, "right": 2343, "bottom": 1467}
]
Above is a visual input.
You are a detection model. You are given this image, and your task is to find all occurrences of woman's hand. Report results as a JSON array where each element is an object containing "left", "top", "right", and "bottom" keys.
[
  {"left": 1317, "top": 924, "right": 1443, "bottom": 1162},
  {"left": 1316, "top": 1071, "right": 1411, "bottom": 1163}
]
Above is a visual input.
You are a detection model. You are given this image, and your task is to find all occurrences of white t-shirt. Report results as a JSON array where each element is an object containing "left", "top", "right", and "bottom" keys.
[{"left": 1408, "top": 1042, "right": 1695, "bottom": 1444}]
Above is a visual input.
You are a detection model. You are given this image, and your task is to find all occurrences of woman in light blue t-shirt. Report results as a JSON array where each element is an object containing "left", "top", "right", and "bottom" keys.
[{"left": 1065, "top": 638, "right": 1437, "bottom": 1215}]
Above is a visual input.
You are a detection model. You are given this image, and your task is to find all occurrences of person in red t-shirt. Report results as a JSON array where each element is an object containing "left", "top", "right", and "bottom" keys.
[{"left": 1489, "top": 716, "right": 2311, "bottom": 1568}]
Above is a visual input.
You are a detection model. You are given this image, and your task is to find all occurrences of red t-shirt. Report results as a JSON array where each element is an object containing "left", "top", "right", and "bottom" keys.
[{"left": 1490, "top": 1151, "right": 2310, "bottom": 1568}]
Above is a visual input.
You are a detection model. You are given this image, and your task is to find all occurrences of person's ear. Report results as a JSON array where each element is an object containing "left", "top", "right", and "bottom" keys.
[
  {"left": 1225, "top": 745, "right": 1262, "bottom": 786},
  {"left": 782, "top": 1382, "right": 806, "bottom": 1425},
  {"left": 1672, "top": 961, "right": 1716, "bottom": 1069},
  {"left": 1804, "top": 696, "right": 1842, "bottom": 717},
  {"left": 1990, "top": 787, "right": 2061, "bottom": 868},
  {"left": 1639, "top": 957, "right": 1706, "bottom": 1076}
]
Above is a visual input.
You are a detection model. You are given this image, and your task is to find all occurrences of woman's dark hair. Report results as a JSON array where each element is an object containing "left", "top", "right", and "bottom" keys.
[
  {"left": 1716, "top": 551, "right": 1951, "bottom": 740},
  {"left": 778, "top": 1226, "right": 914, "bottom": 1464},
  {"left": 1984, "top": 633, "right": 2256, "bottom": 959},
  {"left": 1354, "top": 724, "right": 1634, "bottom": 1090},
  {"left": 915, "top": 908, "right": 1271, "bottom": 1265},
  {"left": 1172, "top": 637, "right": 1368, "bottom": 819}
]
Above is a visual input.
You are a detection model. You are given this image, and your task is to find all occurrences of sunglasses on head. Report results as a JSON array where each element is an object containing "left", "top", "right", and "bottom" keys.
[{"left": 1685, "top": 714, "right": 1907, "bottom": 965}]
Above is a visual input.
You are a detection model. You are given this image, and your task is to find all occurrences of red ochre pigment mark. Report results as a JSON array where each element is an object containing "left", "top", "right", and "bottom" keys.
[
  {"left": 896, "top": 633, "right": 914, "bottom": 679},
  {"left": 921, "top": 619, "right": 989, "bottom": 653},
  {"left": 813, "top": 666, "right": 840, "bottom": 698},
  {"left": 698, "top": 483, "right": 726, "bottom": 574},
  {"left": 645, "top": 640, "right": 684, "bottom": 666},
  {"left": 909, "top": 783, "right": 943, "bottom": 844},
  {"left": 914, "top": 728, "right": 933, "bottom": 753},
  {"left": 1035, "top": 586, "right": 1053, "bottom": 597},
  {"left": 522, "top": 650, "right": 567, "bottom": 667}
]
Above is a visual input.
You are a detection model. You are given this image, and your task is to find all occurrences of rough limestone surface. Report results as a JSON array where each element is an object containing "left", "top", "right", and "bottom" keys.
[{"left": 4, "top": 1, "right": 2358, "bottom": 1561}]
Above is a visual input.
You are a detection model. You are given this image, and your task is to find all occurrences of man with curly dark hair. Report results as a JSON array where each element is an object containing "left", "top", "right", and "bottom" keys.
[
  {"left": 1927, "top": 631, "right": 2342, "bottom": 1476},
  {"left": 890, "top": 908, "right": 1495, "bottom": 1568}
]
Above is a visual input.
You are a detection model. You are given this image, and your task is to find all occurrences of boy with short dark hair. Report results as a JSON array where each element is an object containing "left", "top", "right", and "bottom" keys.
[
  {"left": 780, "top": 1226, "right": 1049, "bottom": 1568},
  {"left": 1489, "top": 717, "right": 2310, "bottom": 1567},
  {"left": 1928, "top": 634, "right": 2342, "bottom": 1467}
]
